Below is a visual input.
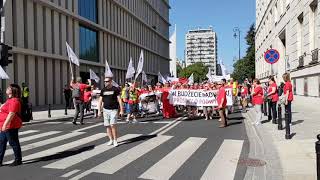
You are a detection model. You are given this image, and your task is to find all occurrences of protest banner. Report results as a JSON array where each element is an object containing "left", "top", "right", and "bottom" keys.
[{"left": 169, "top": 88, "right": 233, "bottom": 106}]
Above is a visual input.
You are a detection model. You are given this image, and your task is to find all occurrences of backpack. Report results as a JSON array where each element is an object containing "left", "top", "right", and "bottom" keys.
[
  {"left": 72, "top": 85, "right": 81, "bottom": 99},
  {"left": 20, "top": 102, "right": 32, "bottom": 122}
]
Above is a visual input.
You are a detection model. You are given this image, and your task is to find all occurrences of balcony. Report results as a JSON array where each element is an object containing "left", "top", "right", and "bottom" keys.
[
  {"left": 297, "top": 55, "right": 304, "bottom": 68},
  {"left": 310, "top": 48, "right": 319, "bottom": 65}
]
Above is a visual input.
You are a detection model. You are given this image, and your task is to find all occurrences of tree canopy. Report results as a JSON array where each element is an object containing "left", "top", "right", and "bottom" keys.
[{"left": 178, "top": 62, "right": 208, "bottom": 82}]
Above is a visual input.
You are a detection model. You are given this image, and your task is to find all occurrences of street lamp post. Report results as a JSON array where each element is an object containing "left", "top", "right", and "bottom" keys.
[{"left": 233, "top": 27, "right": 241, "bottom": 61}]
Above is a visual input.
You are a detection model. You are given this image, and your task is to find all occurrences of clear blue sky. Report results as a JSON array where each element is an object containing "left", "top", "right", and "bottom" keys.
[{"left": 169, "top": 0, "right": 256, "bottom": 73}]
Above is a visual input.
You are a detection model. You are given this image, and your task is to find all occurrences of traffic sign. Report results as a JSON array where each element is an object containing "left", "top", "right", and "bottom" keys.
[{"left": 264, "top": 49, "right": 280, "bottom": 64}]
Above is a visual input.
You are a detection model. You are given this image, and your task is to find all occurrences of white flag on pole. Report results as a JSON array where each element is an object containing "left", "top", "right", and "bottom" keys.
[
  {"left": 0, "top": 66, "right": 9, "bottom": 79},
  {"left": 142, "top": 71, "right": 147, "bottom": 83},
  {"left": 112, "top": 80, "right": 119, "bottom": 88},
  {"left": 188, "top": 73, "right": 194, "bottom": 85},
  {"left": 89, "top": 69, "right": 100, "bottom": 83},
  {"left": 158, "top": 72, "right": 167, "bottom": 83},
  {"left": 105, "top": 60, "right": 113, "bottom": 77},
  {"left": 126, "top": 57, "right": 135, "bottom": 79},
  {"left": 135, "top": 50, "right": 144, "bottom": 79},
  {"left": 66, "top": 42, "right": 80, "bottom": 66}
]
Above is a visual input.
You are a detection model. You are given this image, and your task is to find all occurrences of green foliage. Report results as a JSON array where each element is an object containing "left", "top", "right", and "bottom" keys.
[
  {"left": 178, "top": 62, "right": 208, "bottom": 82},
  {"left": 232, "top": 24, "right": 256, "bottom": 81}
]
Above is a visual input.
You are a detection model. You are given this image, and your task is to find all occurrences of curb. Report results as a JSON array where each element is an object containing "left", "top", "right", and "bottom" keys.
[
  {"left": 242, "top": 108, "right": 284, "bottom": 180},
  {"left": 23, "top": 113, "right": 94, "bottom": 126}
]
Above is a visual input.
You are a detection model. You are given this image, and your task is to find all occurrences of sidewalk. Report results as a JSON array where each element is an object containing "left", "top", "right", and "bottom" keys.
[{"left": 243, "top": 95, "right": 318, "bottom": 180}]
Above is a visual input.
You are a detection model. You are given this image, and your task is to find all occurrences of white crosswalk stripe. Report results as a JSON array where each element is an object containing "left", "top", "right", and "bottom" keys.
[
  {"left": 19, "top": 131, "right": 61, "bottom": 143},
  {"left": 6, "top": 129, "right": 244, "bottom": 180},
  {"left": 19, "top": 130, "right": 39, "bottom": 136},
  {"left": 43, "top": 134, "right": 141, "bottom": 169},
  {"left": 4, "top": 132, "right": 85, "bottom": 157},
  {"left": 200, "top": 139, "right": 244, "bottom": 180},
  {"left": 139, "top": 137, "right": 206, "bottom": 180}
]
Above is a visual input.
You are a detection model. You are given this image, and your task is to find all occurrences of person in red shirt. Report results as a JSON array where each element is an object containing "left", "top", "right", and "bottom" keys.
[
  {"left": 70, "top": 77, "right": 91, "bottom": 125},
  {"left": 267, "top": 76, "right": 279, "bottom": 124},
  {"left": 83, "top": 88, "right": 92, "bottom": 114},
  {"left": 217, "top": 79, "right": 228, "bottom": 128},
  {"left": 252, "top": 79, "right": 264, "bottom": 125},
  {"left": 0, "top": 84, "right": 23, "bottom": 166},
  {"left": 240, "top": 84, "right": 249, "bottom": 112},
  {"left": 282, "top": 73, "right": 293, "bottom": 124}
]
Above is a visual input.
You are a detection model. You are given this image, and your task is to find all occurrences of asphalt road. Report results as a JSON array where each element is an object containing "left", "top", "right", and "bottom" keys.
[{"left": 0, "top": 110, "right": 249, "bottom": 180}]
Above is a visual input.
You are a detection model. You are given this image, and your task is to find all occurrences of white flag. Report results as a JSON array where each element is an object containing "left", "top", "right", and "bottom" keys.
[
  {"left": 158, "top": 72, "right": 167, "bottom": 83},
  {"left": 89, "top": 69, "right": 100, "bottom": 83},
  {"left": 0, "top": 66, "right": 9, "bottom": 79},
  {"left": 126, "top": 57, "right": 135, "bottom": 79},
  {"left": 142, "top": 71, "right": 147, "bottom": 83},
  {"left": 135, "top": 50, "right": 144, "bottom": 79},
  {"left": 188, "top": 73, "right": 194, "bottom": 85},
  {"left": 105, "top": 60, "right": 113, "bottom": 77},
  {"left": 112, "top": 80, "right": 119, "bottom": 88},
  {"left": 66, "top": 42, "right": 80, "bottom": 66}
]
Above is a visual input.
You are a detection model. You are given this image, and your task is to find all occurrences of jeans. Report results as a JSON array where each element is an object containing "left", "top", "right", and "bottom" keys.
[
  {"left": 254, "top": 104, "right": 262, "bottom": 124},
  {"left": 285, "top": 101, "right": 292, "bottom": 124},
  {"left": 271, "top": 101, "right": 277, "bottom": 122},
  {"left": 0, "top": 129, "right": 22, "bottom": 164},
  {"left": 73, "top": 99, "right": 84, "bottom": 123}
]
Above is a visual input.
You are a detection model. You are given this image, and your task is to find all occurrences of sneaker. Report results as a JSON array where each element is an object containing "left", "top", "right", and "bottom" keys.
[
  {"left": 133, "top": 119, "right": 138, "bottom": 123},
  {"left": 218, "top": 118, "right": 222, "bottom": 122},
  {"left": 72, "top": 121, "right": 77, "bottom": 125},
  {"left": 126, "top": 119, "right": 130, "bottom": 123},
  {"left": 107, "top": 140, "right": 113, "bottom": 146},
  {"left": 205, "top": 117, "right": 209, "bottom": 121},
  {"left": 113, "top": 140, "right": 118, "bottom": 147},
  {"left": 209, "top": 116, "right": 213, "bottom": 120},
  {"left": 9, "top": 160, "right": 22, "bottom": 167}
]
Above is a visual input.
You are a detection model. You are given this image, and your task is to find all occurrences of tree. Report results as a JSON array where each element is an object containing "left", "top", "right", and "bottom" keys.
[
  {"left": 232, "top": 24, "right": 256, "bottom": 82},
  {"left": 178, "top": 62, "right": 208, "bottom": 82}
]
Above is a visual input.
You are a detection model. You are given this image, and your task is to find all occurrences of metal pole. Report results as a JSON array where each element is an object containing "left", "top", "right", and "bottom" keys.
[
  {"left": 238, "top": 30, "right": 241, "bottom": 61},
  {"left": 277, "top": 104, "right": 282, "bottom": 130},
  {"left": 48, "top": 104, "right": 51, "bottom": 118},
  {"left": 263, "top": 100, "right": 267, "bottom": 116},
  {"left": 285, "top": 111, "right": 291, "bottom": 139},
  {"left": 315, "top": 134, "right": 320, "bottom": 180}
]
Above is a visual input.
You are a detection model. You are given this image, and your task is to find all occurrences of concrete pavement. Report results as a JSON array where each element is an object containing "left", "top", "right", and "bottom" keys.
[{"left": 244, "top": 95, "right": 318, "bottom": 180}]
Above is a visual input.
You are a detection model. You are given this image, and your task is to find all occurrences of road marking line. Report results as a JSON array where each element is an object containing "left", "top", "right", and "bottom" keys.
[
  {"left": 5, "top": 132, "right": 85, "bottom": 157},
  {"left": 43, "top": 134, "right": 141, "bottom": 169},
  {"left": 70, "top": 135, "right": 173, "bottom": 180},
  {"left": 43, "top": 122, "right": 63, "bottom": 125},
  {"left": 19, "top": 130, "right": 39, "bottom": 136},
  {"left": 6, "top": 133, "right": 106, "bottom": 164},
  {"left": 200, "top": 139, "right": 244, "bottom": 180},
  {"left": 152, "top": 121, "right": 171, "bottom": 124},
  {"left": 72, "top": 123, "right": 103, "bottom": 132},
  {"left": 61, "top": 169, "right": 80, "bottom": 178},
  {"left": 150, "top": 117, "right": 183, "bottom": 135},
  {"left": 139, "top": 137, "right": 206, "bottom": 180},
  {"left": 19, "top": 131, "right": 61, "bottom": 143}
]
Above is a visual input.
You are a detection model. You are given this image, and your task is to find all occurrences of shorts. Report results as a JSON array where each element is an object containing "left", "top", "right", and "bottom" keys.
[
  {"left": 103, "top": 109, "right": 118, "bottom": 127},
  {"left": 129, "top": 104, "right": 138, "bottom": 114}
]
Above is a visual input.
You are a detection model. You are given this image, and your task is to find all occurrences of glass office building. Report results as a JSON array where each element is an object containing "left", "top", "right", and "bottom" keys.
[{"left": 2, "top": 0, "right": 170, "bottom": 106}]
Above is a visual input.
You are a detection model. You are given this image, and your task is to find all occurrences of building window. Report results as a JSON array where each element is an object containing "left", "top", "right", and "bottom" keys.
[
  {"left": 79, "top": 25, "right": 99, "bottom": 62},
  {"left": 78, "top": 0, "right": 97, "bottom": 23}
]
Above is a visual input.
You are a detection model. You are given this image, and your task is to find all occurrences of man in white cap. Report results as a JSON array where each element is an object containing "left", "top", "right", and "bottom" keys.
[{"left": 98, "top": 75, "right": 124, "bottom": 147}]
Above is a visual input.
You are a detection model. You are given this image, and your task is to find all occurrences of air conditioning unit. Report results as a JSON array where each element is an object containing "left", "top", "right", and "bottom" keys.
[
  {"left": 298, "top": 55, "right": 304, "bottom": 68},
  {"left": 310, "top": 48, "right": 319, "bottom": 65}
]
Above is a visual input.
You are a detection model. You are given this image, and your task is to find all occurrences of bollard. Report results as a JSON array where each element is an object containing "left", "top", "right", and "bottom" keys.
[
  {"left": 64, "top": 106, "right": 68, "bottom": 115},
  {"left": 285, "top": 111, "right": 291, "bottom": 139},
  {"left": 48, "top": 104, "right": 51, "bottom": 118},
  {"left": 315, "top": 134, "right": 320, "bottom": 180},
  {"left": 277, "top": 104, "right": 282, "bottom": 130}
]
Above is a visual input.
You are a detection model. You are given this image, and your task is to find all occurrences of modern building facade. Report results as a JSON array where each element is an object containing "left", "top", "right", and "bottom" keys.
[
  {"left": 255, "top": 0, "right": 320, "bottom": 100},
  {"left": 2, "top": 0, "right": 170, "bottom": 106},
  {"left": 185, "top": 27, "right": 218, "bottom": 75}
]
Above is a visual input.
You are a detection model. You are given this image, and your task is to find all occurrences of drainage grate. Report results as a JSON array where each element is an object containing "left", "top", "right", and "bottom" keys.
[{"left": 238, "top": 158, "right": 267, "bottom": 167}]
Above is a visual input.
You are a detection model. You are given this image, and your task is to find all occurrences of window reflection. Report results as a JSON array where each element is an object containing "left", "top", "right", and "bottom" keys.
[
  {"left": 79, "top": 25, "right": 99, "bottom": 62},
  {"left": 78, "top": 0, "right": 97, "bottom": 23}
]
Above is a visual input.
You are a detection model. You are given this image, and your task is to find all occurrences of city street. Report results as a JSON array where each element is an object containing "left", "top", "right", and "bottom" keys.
[{"left": 0, "top": 111, "right": 248, "bottom": 180}]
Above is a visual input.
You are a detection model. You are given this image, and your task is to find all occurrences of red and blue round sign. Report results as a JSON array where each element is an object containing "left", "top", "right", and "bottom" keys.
[{"left": 264, "top": 49, "right": 280, "bottom": 64}]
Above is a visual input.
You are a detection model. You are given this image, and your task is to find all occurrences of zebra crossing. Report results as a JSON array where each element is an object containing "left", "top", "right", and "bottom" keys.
[{"left": 3, "top": 127, "right": 245, "bottom": 180}]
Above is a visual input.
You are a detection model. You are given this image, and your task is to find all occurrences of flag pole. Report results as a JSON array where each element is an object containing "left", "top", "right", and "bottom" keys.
[{"left": 69, "top": 58, "right": 74, "bottom": 80}]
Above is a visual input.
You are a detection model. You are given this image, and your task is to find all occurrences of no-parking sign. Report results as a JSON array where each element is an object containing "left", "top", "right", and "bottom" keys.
[{"left": 264, "top": 49, "right": 280, "bottom": 64}]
